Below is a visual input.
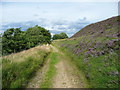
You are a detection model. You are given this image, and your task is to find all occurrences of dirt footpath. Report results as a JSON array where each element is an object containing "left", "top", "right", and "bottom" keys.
[
  {"left": 27, "top": 45, "right": 88, "bottom": 88},
  {"left": 52, "top": 46, "right": 88, "bottom": 88}
]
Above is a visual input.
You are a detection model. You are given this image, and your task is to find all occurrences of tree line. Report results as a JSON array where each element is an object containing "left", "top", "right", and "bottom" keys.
[{"left": 2, "top": 25, "right": 68, "bottom": 55}]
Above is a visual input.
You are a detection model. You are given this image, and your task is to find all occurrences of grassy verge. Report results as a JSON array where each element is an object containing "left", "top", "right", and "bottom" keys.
[
  {"left": 40, "top": 52, "right": 59, "bottom": 88},
  {"left": 2, "top": 50, "right": 50, "bottom": 88},
  {"left": 53, "top": 37, "right": 119, "bottom": 88}
]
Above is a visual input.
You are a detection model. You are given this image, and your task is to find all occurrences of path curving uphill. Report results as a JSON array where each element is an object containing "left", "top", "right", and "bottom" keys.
[{"left": 27, "top": 44, "right": 88, "bottom": 88}]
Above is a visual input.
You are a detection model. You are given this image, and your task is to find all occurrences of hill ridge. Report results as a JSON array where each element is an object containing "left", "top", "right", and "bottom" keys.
[{"left": 71, "top": 16, "right": 120, "bottom": 38}]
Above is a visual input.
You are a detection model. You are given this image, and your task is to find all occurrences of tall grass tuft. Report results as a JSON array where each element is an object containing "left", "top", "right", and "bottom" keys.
[{"left": 2, "top": 50, "right": 49, "bottom": 88}]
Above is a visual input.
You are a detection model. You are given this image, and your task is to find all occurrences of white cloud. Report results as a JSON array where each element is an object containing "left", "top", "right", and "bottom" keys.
[
  {"left": 1, "top": 17, "right": 90, "bottom": 37},
  {"left": 1, "top": 0, "right": 119, "bottom": 2},
  {"left": 1, "top": 2, "right": 117, "bottom": 24},
  {"left": 0, "top": 1, "right": 118, "bottom": 37}
]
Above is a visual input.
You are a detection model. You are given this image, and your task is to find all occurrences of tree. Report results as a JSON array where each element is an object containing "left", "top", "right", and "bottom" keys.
[
  {"left": 2, "top": 25, "right": 51, "bottom": 55},
  {"left": 2, "top": 28, "right": 26, "bottom": 55},
  {"left": 52, "top": 32, "right": 68, "bottom": 40},
  {"left": 60, "top": 32, "right": 68, "bottom": 39},
  {"left": 25, "top": 25, "right": 51, "bottom": 48},
  {"left": 52, "top": 34, "right": 60, "bottom": 40}
]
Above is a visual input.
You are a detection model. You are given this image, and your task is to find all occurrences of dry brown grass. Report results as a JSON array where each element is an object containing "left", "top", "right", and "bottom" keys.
[{"left": 2, "top": 44, "right": 51, "bottom": 62}]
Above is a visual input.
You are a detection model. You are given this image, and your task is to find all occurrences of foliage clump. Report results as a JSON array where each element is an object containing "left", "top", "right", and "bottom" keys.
[
  {"left": 2, "top": 25, "right": 51, "bottom": 55},
  {"left": 52, "top": 32, "right": 68, "bottom": 40}
]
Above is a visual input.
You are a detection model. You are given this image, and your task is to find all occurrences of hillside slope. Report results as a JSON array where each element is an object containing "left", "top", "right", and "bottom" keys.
[
  {"left": 54, "top": 16, "right": 119, "bottom": 88},
  {"left": 71, "top": 16, "right": 120, "bottom": 38}
]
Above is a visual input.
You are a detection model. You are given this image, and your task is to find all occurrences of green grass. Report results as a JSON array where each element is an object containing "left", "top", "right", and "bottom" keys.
[
  {"left": 84, "top": 53, "right": 118, "bottom": 88},
  {"left": 40, "top": 52, "right": 59, "bottom": 88},
  {"left": 53, "top": 33, "right": 119, "bottom": 88},
  {"left": 2, "top": 50, "right": 49, "bottom": 88}
]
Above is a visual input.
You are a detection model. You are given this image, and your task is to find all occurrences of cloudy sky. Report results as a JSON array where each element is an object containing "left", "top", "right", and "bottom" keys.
[{"left": 0, "top": 0, "right": 118, "bottom": 37}]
